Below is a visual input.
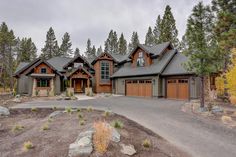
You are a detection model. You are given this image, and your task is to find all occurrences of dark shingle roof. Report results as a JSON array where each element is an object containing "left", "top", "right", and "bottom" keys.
[
  {"left": 139, "top": 42, "right": 172, "bottom": 56},
  {"left": 47, "top": 56, "right": 72, "bottom": 72},
  {"left": 111, "top": 49, "right": 176, "bottom": 78},
  {"left": 161, "top": 52, "right": 192, "bottom": 75},
  {"left": 15, "top": 62, "right": 29, "bottom": 74},
  {"left": 110, "top": 53, "right": 129, "bottom": 63}
]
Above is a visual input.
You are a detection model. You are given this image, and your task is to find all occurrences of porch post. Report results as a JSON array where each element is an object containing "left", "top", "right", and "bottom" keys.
[
  {"left": 70, "top": 78, "right": 72, "bottom": 88},
  {"left": 87, "top": 78, "right": 90, "bottom": 88}
]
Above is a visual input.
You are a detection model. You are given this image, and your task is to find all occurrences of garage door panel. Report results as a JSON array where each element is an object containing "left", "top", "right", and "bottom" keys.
[
  {"left": 167, "top": 79, "right": 189, "bottom": 100},
  {"left": 126, "top": 80, "right": 152, "bottom": 97}
]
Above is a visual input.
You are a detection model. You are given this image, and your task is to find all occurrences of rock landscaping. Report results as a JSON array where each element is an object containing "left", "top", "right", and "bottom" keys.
[
  {"left": 0, "top": 108, "right": 190, "bottom": 157},
  {"left": 0, "top": 106, "right": 10, "bottom": 116}
]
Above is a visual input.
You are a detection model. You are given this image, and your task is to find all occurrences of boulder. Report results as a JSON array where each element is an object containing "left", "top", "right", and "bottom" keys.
[
  {"left": 64, "top": 97, "right": 71, "bottom": 100},
  {"left": 0, "top": 106, "right": 10, "bottom": 116},
  {"left": 211, "top": 106, "right": 223, "bottom": 114},
  {"left": 111, "top": 127, "right": 120, "bottom": 143},
  {"left": 49, "top": 111, "right": 62, "bottom": 118},
  {"left": 68, "top": 130, "right": 94, "bottom": 157},
  {"left": 120, "top": 143, "right": 136, "bottom": 156}
]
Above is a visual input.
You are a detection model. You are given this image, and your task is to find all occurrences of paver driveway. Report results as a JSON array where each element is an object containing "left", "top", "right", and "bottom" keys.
[{"left": 12, "top": 96, "right": 236, "bottom": 157}]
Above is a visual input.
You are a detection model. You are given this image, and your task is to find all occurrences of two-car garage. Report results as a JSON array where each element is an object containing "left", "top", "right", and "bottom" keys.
[{"left": 124, "top": 78, "right": 189, "bottom": 100}]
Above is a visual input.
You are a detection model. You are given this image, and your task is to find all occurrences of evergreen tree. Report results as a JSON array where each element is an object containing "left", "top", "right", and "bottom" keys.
[
  {"left": 41, "top": 27, "right": 58, "bottom": 59},
  {"left": 153, "top": 15, "right": 162, "bottom": 44},
  {"left": 0, "top": 22, "right": 16, "bottom": 90},
  {"left": 74, "top": 47, "right": 80, "bottom": 57},
  {"left": 104, "top": 30, "right": 119, "bottom": 54},
  {"left": 145, "top": 26, "right": 155, "bottom": 46},
  {"left": 159, "top": 5, "right": 179, "bottom": 47},
  {"left": 85, "top": 38, "right": 93, "bottom": 58},
  {"left": 212, "top": 0, "right": 236, "bottom": 99},
  {"left": 183, "top": 2, "right": 219, "bottom": 108},
  {"left": 53, "top": 41, "right": 60, "bottom": 56},
  {"left": 59, "top": 32, "right": 73, "bottom": 57},
  {"left": 128, "top": 32, "right": 139, "bottom": 53},
  {"left": 91, "top": 45, "right": 96, "bottom": 57},
  {"left": 97, "top": 46, "right": 103, "bottom": 56},
  {"left": 118, "top": 33, "right": 127, "bottom": 55},
  {"left": 17, "top": 37, "right": 37, "bottom": 62}
]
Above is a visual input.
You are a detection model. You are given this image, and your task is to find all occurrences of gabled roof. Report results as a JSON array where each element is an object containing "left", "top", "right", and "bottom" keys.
[
  {"left": 91, "top": 52, "right": 116, "bottom": 65},
  {"left": 24, "top": 59, "right": 62, "bottom": 76},
  {"left": 14, "top": 58, "right": 41, "bottom": 77},
  {"left": 63, "top": 54, "right": 93, "bottom": 70},
  {"left": 47, "top": 56, "right": 72, "bottom": 72},
  {"left": 111, "top": 49, "right": 177, "bottom": 78},
  {"left": 161, "top": 52, "right": 193, "bottom": 76},
  {"left": 128, "top": 42, "right": 172, "bottom": 58},
  {"left": 66, "top": 66, "right": 93, "bottom": 78},
  {"left": 91, "top": 52, "right": 129, "bottom": 65}
]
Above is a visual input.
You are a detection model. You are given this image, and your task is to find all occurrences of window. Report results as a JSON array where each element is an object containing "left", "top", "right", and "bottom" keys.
[
  {"left": 100, "top": 61, "right": 110, "bottom": 83},
  {"left": 137, "top": 51, "right": 145, "bottom": 67},
  {"left": 36, "top": 79, "right": 50, "bottom": 87},
  {"left": 41, "top": 68, "right": 47, "bottom": 74}
]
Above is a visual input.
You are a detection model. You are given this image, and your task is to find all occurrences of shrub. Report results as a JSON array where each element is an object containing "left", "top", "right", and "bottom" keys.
[
  {"left": 221, "top": 116, "right": 233, "bottom": 123},
  {"left": 93, "top": 121, "right": 112, "bottom": 154},
  {"left": 31, "top": 107, "right": 37, "bottom": 112},
  {"left": 103, "top": 111, "right": 110, "bottom": 117},
  {"left": 12, "top": 124, "right": 24, "bottom": 132},
  {"left": 65, "top": 107, "right": 72, "bottom": 114},
  {"left": 78, "top": 113, "right": 83, "bottom": 119},
  {"left": 87, "top": 106, "right": 93, "bottom": 112},
  {"left": 42, "top": 123, "right": 49, "bottom": 130},
  {"left": 111, "top": 120, "right": 123, "bottom": 129},
  {"left": 80, "top": 120, "right": 85, "bottom": 126},
  {"left": 48, "top": 118, "right": 53, "bottom": 123},
  {"left": 76, "top": 108, "right": 81, "bottom": 112},
  {"left": 52, "top": 106, "right": 57, "bottom": 110},
  {"left": 23, "top": 141, "right": 33, "bottom": 151},
  {"left": 142, "top": 139, "right": 151, "bottom": 148}
]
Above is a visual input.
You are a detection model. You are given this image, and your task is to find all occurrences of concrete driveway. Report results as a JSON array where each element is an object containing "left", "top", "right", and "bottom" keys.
[{"left": 12, "top": 96, "right": 236, "bottom": 157}]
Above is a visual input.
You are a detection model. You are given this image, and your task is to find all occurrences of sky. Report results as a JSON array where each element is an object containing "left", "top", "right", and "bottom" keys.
[{"left": 0, "top": 0, "right": 211, "bottom": 55}]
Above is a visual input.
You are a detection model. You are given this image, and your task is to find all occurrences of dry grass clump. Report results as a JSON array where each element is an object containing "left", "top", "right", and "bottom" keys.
[
  {"left": 41, "top": 123, "right": 49, "bottom": 131},
  {"left": 93, "top": 121, "right": 112, "bottom": 154},
  {"left": 12, "top": 124, "right": 24, "bottom": 132},
  {"left": 111, "top": 120, "right": 123, "bottom": 129},
  {"left": 103, "top": 111, "right": 110, "bottom": 117},
  {"left": 80, "top": 120, "right": 85, "bottom": 126},
  {"left": 23, "top": 141, "right": 33, "bottom": 151},
  {"left": 142, "top": 139, "right": 151, "bottom": 148},
  {"left": 65, "top": 107, "right": 72, "bottom": 114},
  {"left": 31, "top": 107, "right": 37, "bottom": 112},
  {"left": 87, "top": 106, "right": 93, "bottom": 112},
  {"left": 221, "top": 115, "right": 233, "bottom": 123}
]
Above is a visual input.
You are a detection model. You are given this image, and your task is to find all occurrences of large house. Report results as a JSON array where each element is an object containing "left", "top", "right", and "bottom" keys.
[{"left": 14, "top": 42, "right": 216, "bottom": 100}]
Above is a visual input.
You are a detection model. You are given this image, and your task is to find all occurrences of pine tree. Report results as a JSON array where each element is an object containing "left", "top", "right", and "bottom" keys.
[
  {"left": 183, "top": 2, "right": 219, "bottom": 108},
  {"left": 128, "top": 32, "right": 139, "bottom": 53},
  {"left": 118, "top": 33, "right": 127, "bottom": 55},
  {"left": 104, "top": 30, "right": 119, "bottom": 54},
  {"left": 153, "top": 15, "right": 162, "bottom": 44},
  {"left": 59, "top": 32, "right": 73, "bottom": 57},
  {"left": 16, "top": 38, "right": 37, "bottom": 62},
  {"left": 53, "top": 41, "right": 60, "bottom": 56},
  {"left": 212, "top": 0, "right": 236, "bottom": 99},
  {"left": 74, "top": 48, "right": 80, "bottom": 57},
  {"left": 145, "top": 26, "right": 155, "bottom": 46},
  {"left": 0, "top": 22, "right": 16, "bottom": 90},
  {"left": 91, "top": 45, "right": 96, "bottom": 57},
  {"left": 97, "top": 46, "right": 103, "bottom": 56},
  {"left": 159, "top": 5, "right": 179, "bottom": 47},
  {"left": 85, "top": 38, "right": 92, "bottom": 58},
  {"left": 41, "top": 27, "right": 58, "bottom": 59}
]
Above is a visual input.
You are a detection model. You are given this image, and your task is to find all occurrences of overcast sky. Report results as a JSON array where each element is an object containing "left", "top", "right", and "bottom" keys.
[{"left": 0, "top": 0, "right": 211, "bottom": 55}]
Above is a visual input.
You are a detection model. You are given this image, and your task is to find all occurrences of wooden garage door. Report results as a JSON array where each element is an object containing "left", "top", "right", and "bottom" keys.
[
  {"left": 126, "top": 80, "right": 152, "bottom": 97},
  {"left": 167, "top": 79, "right": 189, "bottom": 100}
]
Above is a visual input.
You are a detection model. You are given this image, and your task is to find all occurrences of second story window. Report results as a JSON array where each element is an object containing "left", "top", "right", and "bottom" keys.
[
  {"left": 41, "top": 68, "right": 47, "bottom": 74},
  {"left": 137, "top": 51, "right": 145, "bottom": 67},
  {"left": 100, "top": 61, "right": 110, "bottom": 83}
]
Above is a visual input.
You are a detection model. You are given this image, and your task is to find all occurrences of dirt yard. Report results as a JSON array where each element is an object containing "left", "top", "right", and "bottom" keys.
[{"left": 0, "top": 108, "right": 189, "bottom": 157}]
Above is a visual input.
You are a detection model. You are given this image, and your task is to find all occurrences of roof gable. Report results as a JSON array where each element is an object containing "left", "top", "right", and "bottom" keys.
[
  {"left": 63, "top": 54, "right": 93, "bottom": 70},
  {"left": 66, "top": 66, "right": 93, "bottom": 78},
  {"left": 14, "top": 58, "right": 41, "bottom": 77},
  {"left": 91, "top": 52, "right": 116, "bottom": 65}
]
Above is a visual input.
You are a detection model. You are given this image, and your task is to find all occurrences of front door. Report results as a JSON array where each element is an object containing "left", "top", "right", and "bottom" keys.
[{"left": 75, "top": 79, "right": 82, "bottom": 93}]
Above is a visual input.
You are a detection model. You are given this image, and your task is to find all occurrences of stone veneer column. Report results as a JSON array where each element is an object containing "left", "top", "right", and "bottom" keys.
[{"left": 32, "top": 78, "right": 36, "bottom": 97}]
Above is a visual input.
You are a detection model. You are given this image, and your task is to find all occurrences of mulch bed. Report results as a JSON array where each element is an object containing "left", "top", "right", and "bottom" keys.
[{"left": 0, "top": 108, "right": 189, "bottom": 157}]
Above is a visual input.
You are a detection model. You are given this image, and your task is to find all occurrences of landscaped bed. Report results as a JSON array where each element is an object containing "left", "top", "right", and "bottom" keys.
[{"left": 0, "top": 108, "right": 189, "bottom": 157}]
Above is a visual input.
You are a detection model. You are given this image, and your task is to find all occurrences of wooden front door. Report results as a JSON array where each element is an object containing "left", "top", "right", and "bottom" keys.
[
  {"left": 167, "top": 78, "right": 189, "bottom": 100},
  {"left": 75, "top": 79, "right": 82, "bottom": 93},
  {"left": 126, "top": 80, "right": 152, "bottom": 97}
]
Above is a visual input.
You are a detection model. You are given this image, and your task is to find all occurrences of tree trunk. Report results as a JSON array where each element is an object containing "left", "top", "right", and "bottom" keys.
[
  {"left": 200, "top": 76, "right": 205, "bottom": 108},
  {"left": 223, "top": 58, "right": 229, "bottom": 101}
]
